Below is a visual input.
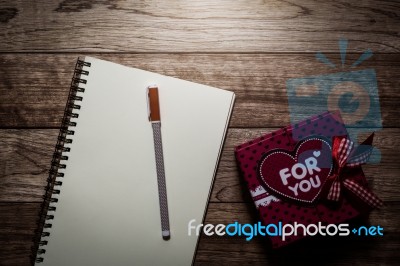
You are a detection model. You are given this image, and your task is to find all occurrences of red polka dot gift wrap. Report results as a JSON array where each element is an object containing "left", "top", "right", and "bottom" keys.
[{"left": 234, "top": 111, "right": 374, "bottom": 248}]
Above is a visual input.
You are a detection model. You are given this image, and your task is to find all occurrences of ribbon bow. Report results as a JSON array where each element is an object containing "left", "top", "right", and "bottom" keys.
[{"left": 326, "top": 133, "right": 383, "bottom": 208}]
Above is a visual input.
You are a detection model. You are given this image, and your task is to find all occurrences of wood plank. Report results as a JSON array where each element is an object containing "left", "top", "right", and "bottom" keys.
[
  {"left": 0, "top": 1, "right": 399, "bottom": 52},
  {"left": 0, "top": 202, "right": 398, "bottom": 266},
  {"left": 0, "top": 128, "right": 398, "bottom": 203},
  {"left": 0, "top": 203, "right": 38, "bottom": 266},
  {"left": 1, "top": 53, "right": 399, "bottom": 128},
  {"left": 0, "top": 129, "right": 55, "bottom": 202}
]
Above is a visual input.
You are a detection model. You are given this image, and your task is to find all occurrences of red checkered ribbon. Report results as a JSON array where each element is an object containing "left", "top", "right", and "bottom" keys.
[{"left": 326, "top": 134, "right": 383, "bottom": 208}]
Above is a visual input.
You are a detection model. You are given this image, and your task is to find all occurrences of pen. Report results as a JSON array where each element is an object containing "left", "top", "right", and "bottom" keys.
[{"left": 147, "top": 85, "right": 171, "bottom": 240}]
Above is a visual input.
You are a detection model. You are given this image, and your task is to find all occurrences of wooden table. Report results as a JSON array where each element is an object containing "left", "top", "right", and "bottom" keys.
[{"left": 1, "top": 1, "right": 399, "bottom": 265}]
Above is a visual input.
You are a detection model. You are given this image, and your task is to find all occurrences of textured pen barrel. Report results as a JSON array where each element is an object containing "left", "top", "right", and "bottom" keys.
[{"left": 152, "top": 122, "right": 170, "bottom": 239}]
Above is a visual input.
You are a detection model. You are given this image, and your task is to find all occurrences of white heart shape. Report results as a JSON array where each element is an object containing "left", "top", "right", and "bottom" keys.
[{"left": 313, "top": 151, "right": 321, "bottom": 158}]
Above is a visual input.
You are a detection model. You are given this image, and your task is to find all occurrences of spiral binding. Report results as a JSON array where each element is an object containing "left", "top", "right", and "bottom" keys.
[{"left": 31, "top": 58, "right": 91, "bottom": 265}]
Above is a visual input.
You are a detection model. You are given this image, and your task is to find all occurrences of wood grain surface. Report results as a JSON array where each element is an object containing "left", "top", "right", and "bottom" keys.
[
  {"left": 0, "top": 1, "right": 399, "bottom": 52},
  {"left": 0, "top": 0, "right": 399, "bottom": 265}
]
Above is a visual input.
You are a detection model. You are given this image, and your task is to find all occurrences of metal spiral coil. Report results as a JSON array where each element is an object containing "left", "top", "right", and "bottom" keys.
[{"left": 31, "top": 58, "right": 91, "bottom": 265}]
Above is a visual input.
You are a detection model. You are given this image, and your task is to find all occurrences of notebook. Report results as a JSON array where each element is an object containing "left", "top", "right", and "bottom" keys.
[{"left": 32, "top": 57, "right": 235, "bottom": 265}]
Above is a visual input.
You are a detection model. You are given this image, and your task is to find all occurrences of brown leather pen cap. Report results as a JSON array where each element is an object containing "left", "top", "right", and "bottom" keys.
[{"left": 148, "top": 86, "right": 161, "bottom": 122}]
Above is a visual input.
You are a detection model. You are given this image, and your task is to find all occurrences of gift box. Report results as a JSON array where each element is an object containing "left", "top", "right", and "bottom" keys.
[{"left": 235, "top": 111, "right": 381, "bottom": 248}]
